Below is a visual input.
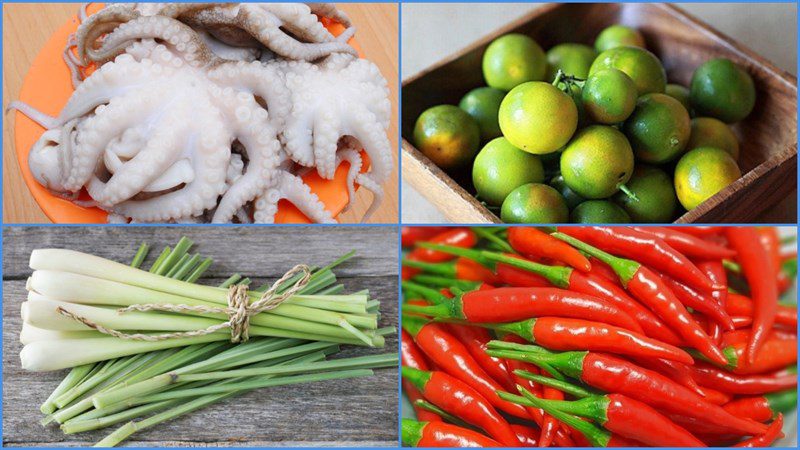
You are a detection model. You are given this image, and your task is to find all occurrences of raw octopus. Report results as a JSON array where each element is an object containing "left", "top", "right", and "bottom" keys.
[{"left": 10, "top": 3, "right": 392, "bottom": 223}]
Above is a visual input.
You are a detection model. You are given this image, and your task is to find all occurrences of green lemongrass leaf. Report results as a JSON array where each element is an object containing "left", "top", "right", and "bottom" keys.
[
  {"left": 219, "top": 274, "right": 242, "bottom": 289},
  {"left": 171, "top": 254, "right": 201, "bottom": 280},
  {"left": 40, "top": 364, "right": 93, "bottom": 415},
  {"left": 155, "top": 237, "right": 193, "bottom": 276},
  {"left": 184, "top": 257, "right": 213, "bottom": 283},
  {"left": 165, "top": 254, "right": 191, "bottom": 278},
  {"left": 130, "top": 244, "right": 150, "bottom": 269},
  {"left": 149, "top": 247, "right": 171, "bottom": 274}
]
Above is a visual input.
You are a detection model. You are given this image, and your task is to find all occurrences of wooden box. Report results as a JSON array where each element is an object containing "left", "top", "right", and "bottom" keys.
[{"left": 401, "top": 3, "right": 798, "bottom": 223}]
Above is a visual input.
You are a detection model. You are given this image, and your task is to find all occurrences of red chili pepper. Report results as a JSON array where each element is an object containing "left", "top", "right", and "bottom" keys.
[
  {"left": 401, "top": 418, "right": 502, "bottom": 447},
  {"left": 657, "top": 271, "right": 734, "bottom": 330},
  {"left": 443, "top": 324, "right": 516, "bottom": 392},
  {"left": 726, "top": 294, "right": 797, "bottom": 329},
  {"left": 632, "top": 226, "right": 736, "bottom": 259},
  {"left": 733, "top": 414, "right": 784, "bottom": 447},
  {"left": 554, "top": 232, "right": 728, "bottom": 365},
  {"left": 486, "top": 346, "right": 769, "bottom": 436},
  {"left": 508, "top": 227, "right": 591, "bottom": 271},
  {"left": 693, "top": 384, "right": 733, "bottom": 405},
  {"left": 511, "top": 424, "right": 540, "bottom": 447},
  {"left": 726, "top": 228, "right": 778, "bottom": 364},
  {"left": 402, "top": 227, "right": 449, "bottom": 248},
  {"left": 480, "top": 251, "right": 687, "bottom": 340},
  {"left": 404, "top": 285, "right": 642, "bottom": 333},
  {"left": 631, "top": 356, "right": 705, "bottom": 396},
  {"left": 757, "top": 227, "right": 782, "bottom": 278},
  {"left": 689, "top": 362, "right": 797, "bottom": 395},
  {"left": 496, "top": 262, "right": 552, "bottom": 287},
  {"left": 723, "top": 390, "right": 797, "bottom": 423},
  {"left": 402, "top": 315, "right": 530, "bottom": 419},
  {"left": 697, "top": 260, "right": 728, "bottom": 346},
  {"left": 402, "top": 258, "right": 500, "bottom": 284},
  {"left": 721, "top": 329, "right": 797, "bottom": 375},
  {"left": 587, "top": 257, "right": 621, "bottom": 284},
  {"left": 665, "top": 226, "right": 724, "bottom": 237},
  {"left": 558, "top": 226, "right": 719, "bottom": 292},
  {"left": 494, "top": 317, "right": 693, "bottom": 363},
  {"left": 404, "top": 228, "right": 478, "bottom": 279},
  {"left": 401, "top": 367, "right": 521, "bottom": 446},
  {"left": 402, "top": 329, "right": 441, "bottom": 422}
]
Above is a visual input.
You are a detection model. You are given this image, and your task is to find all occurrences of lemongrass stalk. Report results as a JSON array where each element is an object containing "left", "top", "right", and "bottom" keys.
[
  {"left": 219, "top": 274, "right": 242, "bottom": 288},
  {"left": 21, "top": 324, "right": 99, "bottom": 344},
  {"left": 40, "top": 364, "right": 93, "bottom": 414},
  {"left": 148, "top": 247, "right": 171, "bottom": 274},
  {"left": 315, "top": 284, "right": 345, "bottom": 295},
  {"left": 91, "top": 339, "right": 324, "bottom": 408},
  {"left": 130, "top": 244, "right": 149, "bottom": 269},
  {"left": 94, "top": 369, "right": 374, "bottom": 447},
  {"left": 65, "top": 351, "right": 330, "bottom": 430},
  {"left": 54, "top": 353, "right": 150, "bottom": 408},
  {"left": 164, "top": 254, "right": 191, "bottom": 278},
  {"left": 184, "top": 257, "right": 213, "bottom": 283},
  {"left": 29, "top": 270, "right": 377, "bottom": 329},
  {"left": 154, "top": 237, "right": 193, "bottom": 276}
]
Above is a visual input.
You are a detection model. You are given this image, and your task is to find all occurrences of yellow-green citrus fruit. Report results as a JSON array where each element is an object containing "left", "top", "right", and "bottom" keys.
[
  {"left": 483, "top": 34, "right": 547, "bottom": 91},
  {"left": 550, "top": 174, "right": 586, "bottom": 210},
  {"left": 459, "top": 87, "right": 506, "bottom": 141},
  {"left": 413, "top": 105, "right": 480, "bottom": 170},
  {"left": 690, "top": 58, "right": 756, "bottom": 123},
  {"left": 590, "top": 46, "right": 666, "bottom": 95},
  {"left": 546, "top": 43, "right": 598, "bottom": 80},
  {"left": 686, "top": 117, "right": 740, "bottom": 160},
  {"left": 560, "top": 125, "right": 635, "bottom": 199},
  {"left": 582, "top": 68, "right": 637, "bottom": 124},
  {"left": 499, "top": 81, "right": 578, "bottom": 154},
  {"left": 665, "top": 84, "right": 692, "bottom": 113},
  {"left": 624, "top": 93, "right": 691, "bottom": 163},
  {"left": 674, "top": 146, "right": 742, "bottom": 210},
  {"left": 571, "top": 200, "right": 631, "bottom": 223},
  {"left": 472, "top": 137, "right": 544, "bottom": 206},
  {"left": 594, "top": 25, "right": 646, "bottom": 53},
  {"left": 613, "top": 165, "right": 677, "bottom": 223},
  {"left": 501, "top": 183, "right": 569, "bottom": 223}
]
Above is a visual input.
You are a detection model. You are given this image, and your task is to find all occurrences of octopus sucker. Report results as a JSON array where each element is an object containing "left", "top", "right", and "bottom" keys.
[{"left": 14, "top": 3, "right": 392, "bottom": 224}]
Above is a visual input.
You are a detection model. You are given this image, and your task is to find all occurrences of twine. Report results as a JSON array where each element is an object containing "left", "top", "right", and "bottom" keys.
[{"left": 56, "top": 264, "right": 312, "bottom": 343}]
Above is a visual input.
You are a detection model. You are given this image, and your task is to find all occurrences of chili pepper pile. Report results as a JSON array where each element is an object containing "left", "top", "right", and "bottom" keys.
[{"left": 400, "top": 226, "right": 797, "bottom": 448}]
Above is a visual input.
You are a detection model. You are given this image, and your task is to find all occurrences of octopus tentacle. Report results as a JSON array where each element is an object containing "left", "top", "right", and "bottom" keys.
[
  {"left": 211, "top": 91, "right": 281, "bottom": 223},
  {"left": 349, "top": 105, "right": 392, "bottom": 184},
  {"left": 307, "top": 3, "right": 352, "bottom": 28},
  {"left": 253, "top": 171, "right": 335, "bottom": 224},
  {"left": 236, "top": 5, "right": 356, "bottom": 61},
  {"left": 76, "top": 4, "right": 141, "bottom": 64},
  {"left": 312, "top": 110, "right": 340, "bottom": 179},
  {"left": 207, "top": 60, "right": 291, "bottom": 128},
  {"left": 335, "top": 147, "right": 362, "bottom": 212},
  {"left": 354, "top": 172, "right": 383, "bottom": 223}
]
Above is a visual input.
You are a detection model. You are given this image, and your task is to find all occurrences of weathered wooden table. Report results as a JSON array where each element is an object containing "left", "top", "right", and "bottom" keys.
[{"left": 2, "top": 227, "right": 399, "bottom": 447}]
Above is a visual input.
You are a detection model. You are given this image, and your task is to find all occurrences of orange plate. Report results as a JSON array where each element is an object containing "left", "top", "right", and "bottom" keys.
[{"left": 14, "top": 4, "right": 366, "bottom": 224}]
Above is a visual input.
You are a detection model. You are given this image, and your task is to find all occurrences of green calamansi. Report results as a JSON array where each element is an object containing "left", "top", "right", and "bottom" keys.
[
  {"left": 582, "top": 68, "right": 637, "bottom": 124},
  {"left": 624, "top": 93, "right": 691, "bottom": 164},
  {"left": 499, "top": 81, "right": 578, "bottom": 154},
  {"left": 674, "top": 147, "right": 742, "bottom": 210},
  {"left": 413, "top": 105, "right": 481, "bottom": 170},
  {"left": 590, "top": 46, "right": 667, "bottom": 95},
  {"left": 613, "top": 165, "right": 678, "bottom": 223},
  {"left": 560, "top": 125, "right": 635, "bottom": 199},
  {"left": 686, "top": 117, "right": 740, "bottom": 160},
  {"left": 472, "top": 137, "right": 544, "bottom": 206},
  {"left": 665, "top": 84, "right": 692, "bottom": 113},
  {"left": 501, "top": 183, "right": 569, "bottom": 223},
  {"left": 594, "top": 25, "right": 646, "bottom": 53},
  {"left": 546, "top": 43, "right": 598, "bottom": 80},
  {"left": 459, "top": 87, "right": 506, "bottom": 141},
  {"left": 571, "top": 200, "right": 631, "bottom": 223},
  {"left": 483, "top": 34, "right": 547, "bottom": 91},
  {"left": 690, "top": 58, "right": 756, "bottom": 123},
  {"left": 550, "top": 174, "right": 586, "bottom": 210}
]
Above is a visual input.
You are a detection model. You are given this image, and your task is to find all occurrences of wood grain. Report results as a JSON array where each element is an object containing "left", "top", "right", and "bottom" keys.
[
  {"left": 401, "top": 3, "right": 797, "bottom": 224},
  {"left": 2, "top": 3, "right": 399, "bottom": 224},
  {"left": 2, "top": 227, "right": 399, "bottom": 447}
]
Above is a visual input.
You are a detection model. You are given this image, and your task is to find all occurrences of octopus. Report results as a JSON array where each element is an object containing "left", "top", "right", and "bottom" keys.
[{"left": 10, "top": 3, "right": 392, "bottom": 223}]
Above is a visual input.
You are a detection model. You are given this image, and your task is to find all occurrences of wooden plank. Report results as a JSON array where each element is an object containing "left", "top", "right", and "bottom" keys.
[
  {"left": 2, "top": 227, "right": 399, "bottom": 447},
  {"left": 2, "top": 3, "right": 399, "bottom": 224}
]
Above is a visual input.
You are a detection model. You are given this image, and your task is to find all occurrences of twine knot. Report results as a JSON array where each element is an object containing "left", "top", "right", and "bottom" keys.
[{"left": 56, "top": 264, "right": 312, "bottom": 342}]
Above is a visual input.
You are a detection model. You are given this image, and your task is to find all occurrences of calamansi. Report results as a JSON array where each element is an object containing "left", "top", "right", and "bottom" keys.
[
  {"left": 590, "top": 46, "right": 667, "bottom": 95},
  {"left": 686, "top": 117, "right": 740, "bottom": 160},
  {"left": 472, "top": 137, "right": 544, "bottom": 206},
  {"left": 483, "top": 34, "right": 547, "bottom": 91},
  {"left": 413, "top": 105, "right": 480, "bottom": 170},
  {"left": 674, "top": 147, "right": 741, "bottom": 210},
  {"left": 595, "top": 25, "right": 646, "bottom": 52},
  {"left": 501, "top": 183, "right": 569, "bottom": 223},
  {"left": 459, "top": 87, "right": 506, "bottom": 141},
  {"left": 499, "top": 81, "right": 578, "bottom": 154},
  {"left": 571, "top": 200, "right": 631, "bottom": 223},
  {"left": 546, "top": 43, "right": 598, "bottom": 80},
  {"left": 614, "top": 165, "right": 677, "bottom": 222},
  {"left": 624, "top": 93, "right": 691, "bottom": 164},
  {"left": 690, "top": 58, "right": 756, "bottom": 123},
  {"left": 560, "top": 125, "right": 634, "bottom": 199},
  {"left": 582, "top": 68, "right": 637, "bottom": 124}
]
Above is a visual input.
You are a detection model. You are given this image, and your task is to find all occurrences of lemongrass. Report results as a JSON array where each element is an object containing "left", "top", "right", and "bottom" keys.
[
  {"left": 184, "top": 257, "right": 213, "bottom": 283},
  {"left": 148, "top": 247, "right": 171, "bottom": 274},
  {"left": 154, "top": 237, "right": 193, "bottom": 276},
  {"left": 130, "top": 243, "right": 149, "bottom": 269},
  {"left": 21, "top": 324, "right": 99, "bottom": 344},
  {"left": 219, "top": 274, "right": 242, "bottom": 288},
  {"left": 40, "top": 364, "right": 93, "bottom": 414}
]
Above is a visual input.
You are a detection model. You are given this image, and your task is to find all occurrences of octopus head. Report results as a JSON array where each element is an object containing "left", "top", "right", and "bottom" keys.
[{"left": 28, "top": 129, "right": 68, "bottom": 192}]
